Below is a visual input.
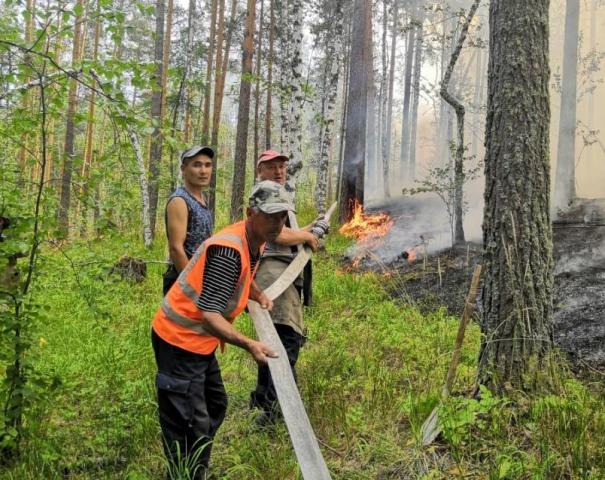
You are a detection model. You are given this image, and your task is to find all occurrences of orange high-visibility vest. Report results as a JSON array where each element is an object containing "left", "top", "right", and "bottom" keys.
[{"left": 152, "top": 221, "right": 260, "bottom": 355}]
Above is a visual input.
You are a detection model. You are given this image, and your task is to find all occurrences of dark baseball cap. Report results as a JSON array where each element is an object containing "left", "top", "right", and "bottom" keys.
[{"left": 180, "top": 145, "right": 215, "bottom": 164}]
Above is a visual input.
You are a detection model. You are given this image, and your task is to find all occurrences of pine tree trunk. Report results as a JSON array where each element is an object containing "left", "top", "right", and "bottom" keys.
[
  {"left": 383, "top": 0, "right": 397, "bottom": 198},
  {"left": 554, "top": 0, "right": 580, "bottom": 211},
  {"left": 57, "top": 0, "right": 84, "bottom": 236},
  {"left": 339, "top": 0, "right": 370, "bottom": 222},
  {"left": 253, "top": 0, "right": 264, "bottom": 171},
  {"left": 265, "top": 0, "right": 274, "bottom": 149},
  {"left": 229, "top": 0, "right": 256, "bottom": 222},
  {"left": 208, "top": 0, "right": 237, "bottom": 218},
  {"left": 365, "top": 14, "right": 378, "bottom": 198},
  {"left": 478, "top": 0, "right": 554, "bottom": 391}
]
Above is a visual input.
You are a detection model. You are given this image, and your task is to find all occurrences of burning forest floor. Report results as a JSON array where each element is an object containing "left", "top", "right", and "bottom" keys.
[{"left": 341, "top": 197, "right": 605, "bottom": 373}]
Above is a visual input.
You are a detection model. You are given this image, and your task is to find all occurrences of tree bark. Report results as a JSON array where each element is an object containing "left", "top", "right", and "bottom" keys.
[
  {"left": 554, "top": 0, "right": 580, "bottom": 211},
  {"left": 408, "top": 10, "right": 424, "bottom": 186},
  {"left": 285, "top": 0, "right": 305, "bottom": 193},
  {"left": 208, "top": 0, "right": 237, "bottom": 219},
  {"left": 399, "top": 23, "right": 415, "bottom": 184},
  {"left": 478, "top": 0, "right": 554, "bottom": 391},
  {"left": 146, "top": 0, "right": 166, "bottom": 241},
  {"left": 253, "top": 0, "right": 264, "bottom": 170},
  {"left": 265, "top": 0, "right": 275, "bottom": 149},
  {"left": 80, "top": 1, "right": 102, "bottom": 234},
  {"left": 57, "top": 0, "right": 84, "bottom": 236},
  {"left": 229, "top": 0, "right": 256, "bottom": 222},
  {"left": 383, "top": 0, "right": 397, "bottom": 198},
  {"left": 201, "top": 0, "right": 218, "bottom": 144},
  {"left": 315, "top": 0, "right": 344, "bottom": 214},
  {"left": 339, "top": 0, "right": 370, "bottom": 222}
]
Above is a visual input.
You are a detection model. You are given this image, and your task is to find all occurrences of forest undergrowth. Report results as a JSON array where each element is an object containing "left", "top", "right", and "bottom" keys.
[{"left": 1, "top": 208, "right": 604, "bottom": 479}]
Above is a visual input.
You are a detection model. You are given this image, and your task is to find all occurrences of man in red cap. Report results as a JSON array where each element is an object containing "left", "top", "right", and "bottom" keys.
[{"left": 249, "top": 149, "right": 322, "bottom": 425}]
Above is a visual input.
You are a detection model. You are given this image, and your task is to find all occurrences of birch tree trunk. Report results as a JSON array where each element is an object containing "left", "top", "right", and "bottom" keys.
[
  {"left": 479, "top": 0, "right": 553, "bottom": 391},
  {"left": 554, "top": 0, "right": 580, "bottom": 211},
  {"left": 229, "top": 0, "right": 256, "bottom": 222},
  {"left": 285, "top": 0, "right": 305, "bottom": 193},
  {"left": 315, "top": 0, "right": 344, "bottom": 214},
  {"left": 57, "top": 0, "right": 84, "bottom": 236},
  {"left": 80, "top": 2, "right": 102, "bottom": 234}
]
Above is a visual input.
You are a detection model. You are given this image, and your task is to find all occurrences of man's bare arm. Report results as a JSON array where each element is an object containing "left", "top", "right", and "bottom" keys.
[
  {"left": 275, "top": 227, "right": 318, "bottom": 251},
  {"left": 166, "top": 197, "right": 190, "bottom": 271},
  {"left": 201, "top": 311, "right": 277, "bottom": 364}
]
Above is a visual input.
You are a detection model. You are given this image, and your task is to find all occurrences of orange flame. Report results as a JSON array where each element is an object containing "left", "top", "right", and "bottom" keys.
[{"left": 339, "top": 201, "right": 394, "bottom": 243}]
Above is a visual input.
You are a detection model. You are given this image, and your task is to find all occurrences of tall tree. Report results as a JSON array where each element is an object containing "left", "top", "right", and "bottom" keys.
[
  {"left": 383, "top": 0, "right": 398, "bottom": 198},
  {"left": 478, "top": 0, "right": 554, "bottom": 390},
  {"left": 408, "top": 7, "right": 424, "bottom": 185},
  {"left": 399, "top": 20, "right": 415, "bottom": 184},
  {"left": 80, "top": 0, "right": 103, "bottom": 232},
  {"left": 253, "top": 0, "right": 264, "bottom": 168},
  {"left": 554, "top": 0, "right": 580, "bottom": 211},
  {"left": 229, "top": 0, "right": 256, "bottom": 222},
  {"left": 201, "top": 0, "right": 218, "bottom": 144},
  {"left": 208, "top": 0, "right": 238, "bottom": 218},
  {"left": 315, "top": 0, "right": 344, "bottom": 213},
  {"left": 285, "top": 0, "right": 305, "bottom": 192},
  {"left": 440, "top": 0, "right": 480, "bottom": 245},
  {"left": 265, "top": 0, "right": 275, "bottom": 149},
  {"left": 339, "top": 0, "right": 371, "bottom": 222},
  {"left": 57, "top": 0, "right": 84, "bottom": 236},
  {"left": 147, "top": 0, "right": 166, "bottom": 240}
]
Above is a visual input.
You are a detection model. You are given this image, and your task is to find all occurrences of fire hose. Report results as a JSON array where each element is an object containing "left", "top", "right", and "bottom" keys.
[{"left": 247, "top": 202, "right": 337, "bottom": 480}]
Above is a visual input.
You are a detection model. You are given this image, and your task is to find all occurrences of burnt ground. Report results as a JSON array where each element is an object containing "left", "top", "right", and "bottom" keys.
[{"left": 344, "top": 197, "right": 605, "bottom": 372}]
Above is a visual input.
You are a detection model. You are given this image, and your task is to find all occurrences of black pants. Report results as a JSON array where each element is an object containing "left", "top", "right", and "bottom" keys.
[
  {"left": 162, "top": 265, "right": 179, "bottom": 296},
  {"left": 152, "top": 329, "right": 228, "bottom": 477},
  {"left": 250, "top": 324, "right": 303, "bottom": 414}
]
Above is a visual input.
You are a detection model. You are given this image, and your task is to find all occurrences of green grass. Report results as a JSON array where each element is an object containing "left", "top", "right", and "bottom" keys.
[{"left": 1, "top": 226, "right": 604, "bottom": 479}]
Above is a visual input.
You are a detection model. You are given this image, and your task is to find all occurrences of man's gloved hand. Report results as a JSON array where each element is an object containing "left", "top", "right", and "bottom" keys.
[{"left": 311, "top": 219, "right": 330, "bottom": 238}]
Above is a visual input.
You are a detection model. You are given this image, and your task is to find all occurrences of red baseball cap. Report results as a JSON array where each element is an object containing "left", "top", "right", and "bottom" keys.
[{"left": 257, "top": 149, "right": 289, "bottom": 166}]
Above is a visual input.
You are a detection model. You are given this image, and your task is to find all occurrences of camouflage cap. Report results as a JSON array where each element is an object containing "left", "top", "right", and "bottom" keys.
[{"left": 248, "top": 180, "right": 295, "bottom": 214}]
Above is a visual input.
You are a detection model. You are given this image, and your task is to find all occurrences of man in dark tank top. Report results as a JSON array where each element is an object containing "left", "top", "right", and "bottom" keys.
[{"left": 163, "top": 145, "right": 214, "bottom": 295}]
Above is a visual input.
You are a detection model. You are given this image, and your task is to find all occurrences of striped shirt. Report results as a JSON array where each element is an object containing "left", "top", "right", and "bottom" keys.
[{"left": 196, "top": 245, "right": 260, "bottom": 313}]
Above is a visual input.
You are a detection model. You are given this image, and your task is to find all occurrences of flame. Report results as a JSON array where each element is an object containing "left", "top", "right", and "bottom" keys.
[
  {"left": 340, "top": 201, "right": 394, "bottom": 268},
  {"left": 339, "top": 201, "right": 394, "bottom": 243}
]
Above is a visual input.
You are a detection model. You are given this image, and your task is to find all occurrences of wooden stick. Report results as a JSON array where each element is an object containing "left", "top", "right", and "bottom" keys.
[{"left": 441, "top": 264, "right": 482, "bottom": 398}]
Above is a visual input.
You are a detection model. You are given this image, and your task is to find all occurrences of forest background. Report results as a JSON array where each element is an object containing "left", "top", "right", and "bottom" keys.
[{"left": 1, "top": 0, "right": 605, "bottom": 478}]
